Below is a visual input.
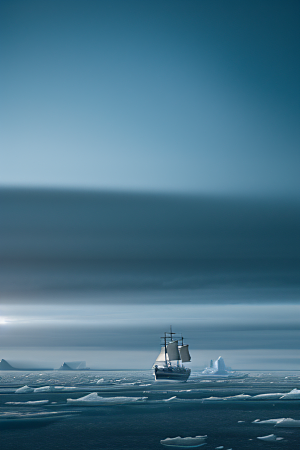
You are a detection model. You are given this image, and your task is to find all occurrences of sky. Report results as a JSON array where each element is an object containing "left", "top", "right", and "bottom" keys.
[
  {"left": 0, "top": 1, "right": 299, "bottom": 370},
  {"left": 1, "top": 0, "right": 300, "bottom": 196}
]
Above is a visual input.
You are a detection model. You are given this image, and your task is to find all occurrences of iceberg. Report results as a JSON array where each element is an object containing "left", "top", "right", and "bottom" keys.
[
  {"left": 257, "top": 434, "right": 283, "bottom": 441},
  {"left": 200, "top": 357, "right": 247, "bottom": 379},
  {"left": 280, "top": 388, "right": 300, "bottom": 399},
  {"left": 160, "top": 436, "right": 207, "bottom": 447},
  {"left": 67, "top": 393, "right": 147, "bottom": 405},
  {"left": 15, "top": 385, "right": 34, "bottom": 394},
  {"left": 57, "top": 361, "right": 89, "bottom": 371}
]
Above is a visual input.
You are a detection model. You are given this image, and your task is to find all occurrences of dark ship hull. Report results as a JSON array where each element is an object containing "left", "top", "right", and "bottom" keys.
[{"left": 154, "top": 366, "right": 191, "bottom": 381}]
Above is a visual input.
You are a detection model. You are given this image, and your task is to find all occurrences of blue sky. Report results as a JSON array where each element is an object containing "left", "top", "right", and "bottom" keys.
[{"left": 1, "top": 0, "right": 300, "bottom": 196}]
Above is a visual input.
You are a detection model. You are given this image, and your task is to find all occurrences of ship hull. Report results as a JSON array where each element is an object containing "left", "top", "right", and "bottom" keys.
[{"left": 154, "top": 366, "right": 191, "bottom": 381}]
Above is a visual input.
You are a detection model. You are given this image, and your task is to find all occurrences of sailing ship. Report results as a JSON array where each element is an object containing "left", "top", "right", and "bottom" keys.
[{"left": 153, "top": 327, "right": 191, "bottom": 381}]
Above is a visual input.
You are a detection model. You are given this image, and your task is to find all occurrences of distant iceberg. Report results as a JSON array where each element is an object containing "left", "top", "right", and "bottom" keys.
[
  {"left": 200, "top": 357, "right": 247, "bottom": 378},
  {"left": 160, "top": 436, "right": 207, "bottom": 447},
  {"left": 0, "top": 358, "right": 53, "bottom": 371},
  {"left": 67, "top": 392, "right": 147, "bottom": 405},
  {"left": 57, "top": 361, "right": 89, "bottom": 371}
]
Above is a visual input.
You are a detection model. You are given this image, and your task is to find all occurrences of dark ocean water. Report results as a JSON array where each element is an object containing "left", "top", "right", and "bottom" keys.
[{"left": 0, "top": 370, "right": 299, "bottom": 450}]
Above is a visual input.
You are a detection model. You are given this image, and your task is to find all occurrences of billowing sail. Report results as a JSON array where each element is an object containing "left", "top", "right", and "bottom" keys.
[
  {"left": 154, "top": 347, "right": 169, "bottom": 365},
  {"left": 167, "top": 340, "right": 181, "bottom": 361},
  {"left": 179, "top": 345, "right": 191, "bottom": 362}
]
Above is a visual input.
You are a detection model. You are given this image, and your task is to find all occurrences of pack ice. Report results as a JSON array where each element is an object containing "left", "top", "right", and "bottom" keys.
[
  {"left": 67, "top": 393, "right": 147, "bottom": 405},
  {"left": 160, "top": 436, "right": 207, "bottom": 447}
]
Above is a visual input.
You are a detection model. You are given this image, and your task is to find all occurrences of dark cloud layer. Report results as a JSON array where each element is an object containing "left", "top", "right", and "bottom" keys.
[{"left": 0, "top": 188, "right": 299, "bottom": 302}]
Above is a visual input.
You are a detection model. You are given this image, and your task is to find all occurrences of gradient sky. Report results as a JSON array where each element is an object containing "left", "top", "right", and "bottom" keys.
[
  {"left": 1, "top": 1, "right": 299, "bottom": 371},
  {"left": 1, "top": 0, "right": 300, "bottom": 196}
]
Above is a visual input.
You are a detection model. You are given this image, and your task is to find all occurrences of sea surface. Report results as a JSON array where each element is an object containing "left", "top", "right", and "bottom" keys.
[{"left": 0, "top": 370, "right": 299, "bottom": 450}]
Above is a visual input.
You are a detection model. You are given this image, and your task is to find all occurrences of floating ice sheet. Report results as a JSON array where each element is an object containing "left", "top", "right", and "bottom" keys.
[
  {"left": 257, "top": 434, "right": 283, "bottom": 441},
  {"left": 160, "top": 436, "right": 207, "bottom": 447},
  {"left": 275, "top": 418, "right": 300, "bottom": 427},
  {"left": 253, "top": 418, "right": 285, "bottom": 424},
  {"left": 34, "top": 386, "right": 78, "bottom": 392},
  {"left": 5, "top": 400, "right": 49, "bottom": 406},
  {"left": 280, "top": 388, "right": 300, "bottom": 399},
  {"left": 15, "top": 385, "right": 34, "bottom": 394},
  {"left": 67, "top": 392, "right": 147, "bottom": 405},
  {"left": 252, "top": 393, "right": 283, "bottom": 400}
]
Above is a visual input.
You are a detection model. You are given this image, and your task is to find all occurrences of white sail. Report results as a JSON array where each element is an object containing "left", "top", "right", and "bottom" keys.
[
  {"left": 179, "top": 345, "right": 191, "bottom": 362},
  {"left": 167, "top": 340, "right": 181, "bottom": 361},
  {"left": 154, "top": 347, "right": 169, "bottom": 365}
]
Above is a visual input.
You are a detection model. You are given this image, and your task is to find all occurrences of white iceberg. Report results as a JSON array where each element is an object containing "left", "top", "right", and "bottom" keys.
[
  {"left": 252, "top": 393, "right": 283, "bottom": 400},
  {"left": 5, "top": 400, "right": 49, "bottom": 406},
  {"left": 67, "top": 392, "right": 147, "bottom": 405},
  {"left": 275, "top": 418, "right": 300, "bottom": 427},
  {"left": 280, "top": 388, "right": 300, "bottom": 399},
  {"left": 15, "top": 385, "right": 34, "bottom": 394},
  {"left": 160, "top": 436, "right": 207, "bottom": 447},
  {"left": 257, "top": 434, "right": 283, "bottom": 441}
]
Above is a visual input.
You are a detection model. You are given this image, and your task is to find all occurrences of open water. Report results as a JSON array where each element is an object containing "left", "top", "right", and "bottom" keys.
[{"left": 0, "top": 370, "right": 299, "bottom": 450}]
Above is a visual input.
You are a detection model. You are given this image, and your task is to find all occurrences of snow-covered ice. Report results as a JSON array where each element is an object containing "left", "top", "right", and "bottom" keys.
[
  {"left": 253, "top": 418, "right": 285, "bottom": 424},
  {"left": 67, "top": 392, "right": 147, "bottom": 405},
  {"left": 33, "top": 386, "right": 78, "bottom": 392},
  {"left": 5, "top": 400, "right": 49, "bottom": 406},
  {"left": 280, "top": 388, "right": 300, "bottom": 399},
  {"left": 257, "top": 434, "right": 283, "bottom": 441},
  {"left": 160, "top": 436, "right": 207, "bottom": 447},
  {"left": 15, "top": 385, "right": 34, "bottom": 394},
  {"left": 275, "top": 418, "right": 300, "bottom": 427},
  {"left": 252, "top": 393, "right": 283, "bottom": 400}
]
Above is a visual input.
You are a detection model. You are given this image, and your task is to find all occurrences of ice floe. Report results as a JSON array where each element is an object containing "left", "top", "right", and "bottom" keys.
[
  {"left": 252, "top": 393, "right": 283, "bottom": 400},
  {"left": 275, "top": 418, "right": 300, "bottom": 427},
  {"left": 33, "top": 386, "right": 78, "bottom": 392},
  {"left": 163, "top": 396, "right": 177, "bottom": 402},
  {"left": 5, "top": 400, "right": 49, "bottom": 406},
  {"left": 224, "top": 394, "right": 251, "bottom": 400},
  {"left": 160, "top": 436, "right": 207, "bottom": 447},
  {"left": 66, "top": 392, "right": 147, "bottom": 405},
  {"left": 257, "top": 434, "right": 283, "bottom": 441},
  {"left": 279, "top": 388, "right": 300, "bottom": 399},
  {"left": 253, "top": 418, "right": 285, "bottom": 424},
  {"left": 15, "top": 385, "right": 34, "bottom": 394}
]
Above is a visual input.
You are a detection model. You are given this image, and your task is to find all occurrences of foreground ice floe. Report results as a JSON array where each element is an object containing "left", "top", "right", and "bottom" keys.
[
  {"left": 67, "top": 392, "right": 147, "bottom": 405},
  {"left": 253, "top": 418, "right": 285, "bottom": 424},
  {"left": 33, "top": 386, "right": 78, "bottom": 392},
  {"left": 257, "top": 434, "right": 283, "bottom": 441},
  {"left": 160, "top": 436, "right": 207, "bottom": 447},
  {"left": 5, "top": 400, "right": 49, "bottom": 406},
  {"left": 15, "top": 385, "right": 34, "bottom": 394},
  {"left": 253, "top": 417, "right": 300, "bottom": 427},
  {"left": 280, "top": 388, "right": 300, "bottom": 399},
  {"left": 252, "top": 393, "right": 283, "bottom": 400},
  {"left": 275, "top": 418, "right": 300, "bottom": 427}
]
